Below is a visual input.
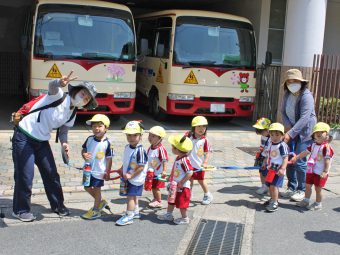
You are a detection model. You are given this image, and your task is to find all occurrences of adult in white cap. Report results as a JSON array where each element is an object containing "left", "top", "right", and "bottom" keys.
[
  {"left": 280, "top": 69, "right": 317, "bottom": 201},
  {"left": 12, "top": 71, "right": 98, "bottom": 222}
]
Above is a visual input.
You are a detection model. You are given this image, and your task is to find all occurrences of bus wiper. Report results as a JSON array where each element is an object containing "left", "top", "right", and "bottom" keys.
[
  {"left": 81, "top": 52, "right": 120, "bottom": 61},
  {"left": 43, "top": 52, "right": 57, "bottom": 62},
  {"left": 181, "top": 60, "right": 216, "bottom": 69}
]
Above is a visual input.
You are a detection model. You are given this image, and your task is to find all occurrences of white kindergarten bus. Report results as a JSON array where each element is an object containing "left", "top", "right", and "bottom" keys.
[
  {"left": 135, "top": 10, "right": 256, "bottom": 120},
  {"left": 21, "top": 0, "right": 136, "bottom": 115}
]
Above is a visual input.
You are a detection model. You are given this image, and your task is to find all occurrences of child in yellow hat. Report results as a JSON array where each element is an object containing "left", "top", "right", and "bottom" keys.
[
  {"left": 293, "top": 122, "right": 334, "bottom": 211},
  {"left": 81, "top": 114, "right": 113, "bottom": 220},
  {"left": 158, "top": 135, "right": 194, "bottom": 224},
  {"left": 253, "top": 117, "right": 271, "bottom": 195}
]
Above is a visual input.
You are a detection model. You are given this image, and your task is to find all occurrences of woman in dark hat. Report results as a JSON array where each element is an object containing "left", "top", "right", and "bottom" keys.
[
  {"left": 11, "top": 71, "right": 97, "bottom": 222},
  {"left": 280, "top": 69, "right": 317, "bottom": 202}
]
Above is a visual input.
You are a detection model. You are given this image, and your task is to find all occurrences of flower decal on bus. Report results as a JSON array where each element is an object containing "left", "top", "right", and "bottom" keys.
[
  {"left": 106, "top": 64, "right": 125, "bottom": 82},
  {"left": 239, "top": 73, "right": 249, "bottom": 93},
  {"left": 230, "top": 72, "right": 240, "bottom": 85}
]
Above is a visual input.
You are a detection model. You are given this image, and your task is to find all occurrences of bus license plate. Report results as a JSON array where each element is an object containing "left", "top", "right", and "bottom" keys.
[{"left": 210, "top": 104, "right": 225, "bottom": 113}]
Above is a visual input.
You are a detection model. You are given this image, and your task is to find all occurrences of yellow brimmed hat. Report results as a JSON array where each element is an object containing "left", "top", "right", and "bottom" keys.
[
  {"left": 312, "top": 122, "right": 330, "bottom": 134},
  {"left": 253, "top": 117, "right": 271, "bottom": 129},
  {"left": 123, "top": 121, "right": 144, "bottom": 134},
  {"left": 86, "top": 114, "right": 110, "bottom": 128},
  {"left": 192, "top": 116, "right": 208, "bottom": 127},
  {"left": 168, "top": 135, "right": 193, "bottom": 153},
  {"left": 149, "top": 126, "right": 166, "bottom": 138},
  {"left": 269, "top": 123, "right": 284, "bottom": 134}
]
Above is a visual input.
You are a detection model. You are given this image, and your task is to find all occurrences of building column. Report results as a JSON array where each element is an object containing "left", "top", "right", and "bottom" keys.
[{"left": 282, "top": 0, "right": 327, "bottom": 67}]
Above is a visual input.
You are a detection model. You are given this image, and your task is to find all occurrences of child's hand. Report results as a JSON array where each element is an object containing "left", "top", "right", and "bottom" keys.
[
  {"left": 202, "top": 163, "right": 208, "bottom": 169},
  {"left": 83, "top": 152, "right": 92, "bottom": 161},
  {"left": 320, "top": 172, "right": 328, "bottom": 178},
  {"left": 290, "top": 155, "right": 297, "bottom": 164},
  {"left": 177, "top": 181, "right": 184, "bottom": 189},
  {"left": 278, "top": 168, "right": 285, "bottom": 176},
  {"left": 261, "top": 163, "right": 267, "bottom": 170},
  {"left": 124, "top": 173, "right": 132, "bottom": 180},
  {"left": 161, "top": 171, "right": 167, "bottom": 178},
  {"left": 104, "top": 171, "right": 110, "bottom": 181}
]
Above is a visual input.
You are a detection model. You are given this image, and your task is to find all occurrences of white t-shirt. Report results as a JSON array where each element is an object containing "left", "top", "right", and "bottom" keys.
[
  {"left": 19, "top": 88, "right": 76, "bottom": 141},
  {"left": 307, "top": 142, "right": 334, "bottom": 175},
  {"left": 188, "top": 135, "right": 210, "bottom": 169},
  {"left": 170, "top": 156, "right": 194, "bottom": 189},
  {"left": 82, "top": 135, "right": 114, "bottom": 180},
  {"left": 265, "top": 141, "right": 289, "bottom": 169},
  {"left": 260, "top": 136, "right": 271, "bottom": 157},
  {"left": 122, "top": 144, "right": 148, "bottom": 186},
  {"left": 147, "top": 144, "right": 168, "bottom": 176}
]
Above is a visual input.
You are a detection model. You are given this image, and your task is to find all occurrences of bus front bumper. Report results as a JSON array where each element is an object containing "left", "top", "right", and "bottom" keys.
[{"left": 166, "top": 97, "right": 253, "bottom": 117}]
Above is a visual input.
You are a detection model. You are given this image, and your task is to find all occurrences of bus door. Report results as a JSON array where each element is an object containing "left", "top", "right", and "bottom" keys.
[{"left": 137, "top": 17, "right": 172, "bottom": 118}]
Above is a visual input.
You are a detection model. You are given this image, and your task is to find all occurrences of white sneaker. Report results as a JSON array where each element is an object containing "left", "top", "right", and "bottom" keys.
[
  {"left": 256, "top": 186, "right": 268, "bottom": 195},
  {"left": 291, "top": 190, "right": 305, "bottom": 202},
  {"left": 174, "top": 217, "right": 190, "bottom": 225},
  {"left": 202, "top": 193, "right": 213, "bottom": 205},
  {"left": 157, "top": 212, "right": 174, "bottom": 221},
  {"left": 280, "top": 188, "right": 295, "bottom": 198},
  {"left": 296, "top": 199, "right": 309, "bottom": 208},
  {"left": 307, "top": 202, "right": 322, "bottom": 211}
]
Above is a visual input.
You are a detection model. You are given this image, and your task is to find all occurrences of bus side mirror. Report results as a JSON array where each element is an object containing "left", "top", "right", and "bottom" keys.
[{"left": 265, "top": 51, "right": 272, "bottom": 66}]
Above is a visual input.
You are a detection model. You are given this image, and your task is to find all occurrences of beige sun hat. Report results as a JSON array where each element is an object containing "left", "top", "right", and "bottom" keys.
[{"left": 281, "top": 69, "right": 308, "bottom": 86}]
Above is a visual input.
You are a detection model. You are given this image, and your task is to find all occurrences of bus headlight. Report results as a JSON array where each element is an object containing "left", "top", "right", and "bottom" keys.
[
  {"left": 113, "top": 92, "right": 136, "bottom": 99},
  {"left": 168, "top": 93, "right": 194, "bottom": 101},
  {"left": 30, "top": 89, "right": 49, "bottom": 97},
  {"left": 239, "top": 96, "right": 254, "bottom": 103}
]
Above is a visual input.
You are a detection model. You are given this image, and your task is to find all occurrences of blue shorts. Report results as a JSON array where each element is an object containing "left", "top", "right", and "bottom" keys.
[
  {"left": 127, "top": 181, "right": 143, "bottom": 196},
  {"left": 89, "top": 175, "right": 104, "bottom": 188},
  {"left": 259, "top": 168, "right": 268, "bottom": 177},
  {"left": 266, "top": 175, "right": 284, "bottom": 188}
]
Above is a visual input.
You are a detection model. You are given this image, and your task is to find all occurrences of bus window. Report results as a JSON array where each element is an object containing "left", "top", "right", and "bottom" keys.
[
  {"left": 155, "top": 29, "right": 170, "bottom": 58},
  {"left": 137, "top": 20, "right": 156, "bottom": 56}
]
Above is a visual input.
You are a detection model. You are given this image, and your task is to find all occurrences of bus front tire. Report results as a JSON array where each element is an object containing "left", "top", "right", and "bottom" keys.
[{"left": 150, "top": 93, "right": 167, "bottom": 121}]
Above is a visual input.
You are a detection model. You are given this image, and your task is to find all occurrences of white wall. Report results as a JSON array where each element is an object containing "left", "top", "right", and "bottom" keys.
[{"left": 323, "top": 0, "right": 340, "bottom": 55}]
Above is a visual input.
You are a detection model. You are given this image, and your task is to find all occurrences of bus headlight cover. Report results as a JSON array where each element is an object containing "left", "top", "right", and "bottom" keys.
[
  {"left": 168, "top": 93, "right": 194, "bottom": 101},
  {"left": 113, "top": 92, "right": 136, "bottom": 99},
  {"left": 239, "top": 96, "right": 254, "bottom": 103}
]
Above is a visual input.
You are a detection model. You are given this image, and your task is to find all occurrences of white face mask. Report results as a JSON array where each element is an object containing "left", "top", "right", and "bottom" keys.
[
  {"left": 71, "top": 93, "right": 86, "bottom": 107},
  {"left": 287, "top": 83, "right": 301, "bottom": 94}
]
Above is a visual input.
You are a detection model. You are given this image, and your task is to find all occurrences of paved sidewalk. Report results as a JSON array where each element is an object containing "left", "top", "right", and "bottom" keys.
[{"left": 1, "top": 129, "right": 340, "bottom": 255}]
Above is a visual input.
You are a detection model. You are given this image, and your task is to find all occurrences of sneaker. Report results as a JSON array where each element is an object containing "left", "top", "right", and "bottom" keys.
[
  {"left": 116, "top": 214, "right": 133, "bottom": 226},
  {"left": 148, "top": 200, "right": 162, "bottom": 208},
  {"left": 296, "top": 199, "right": 309, "bottom": 208},
  {"left": 133, "top": 212, "right": 141, "bottom": 219},
  {"left": 53, "top": 206, "right": 70, "bottom": 216},
  {"left": 202, "top": 193, "right": 213, "bottom": 205},
  {"left": 157, "top": 212, "right": 174, "bottom": 221},
  {"left": 174, "top": 217, "right": 190, "bottom": 225},
  {"left": 256, "top": 186, "right": 269, "bottom": 195},
  {"left": 12, "top": 212, "right": 36, "bottom": 222},
  {"left": 98, "top": 199, "right": 108, "bottom": 211},
  {"left": 280, "top": 188, "right": 295, "bottom": 198},
  {"left": 265, "top": 202, "right": 278, "bottom": 212},
  {"left": 81, "top": 208, "right": 101, "bottom": 220},
  {"left": 307, "top": 202, "right": 322, "bottom": 211},
  {"left": 291, "top": 190, "right": 305, "bottom": 202}
]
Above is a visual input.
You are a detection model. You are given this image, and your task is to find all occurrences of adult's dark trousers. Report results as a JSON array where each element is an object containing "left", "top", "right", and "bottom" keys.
[{"left": 12, "top": 128, "right": 64, "bottom": 214}]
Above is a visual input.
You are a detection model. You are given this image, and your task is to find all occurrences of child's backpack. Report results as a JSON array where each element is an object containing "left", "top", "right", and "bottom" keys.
[{"left": 11, "top": 93, "right": 67, "bottom": 126}]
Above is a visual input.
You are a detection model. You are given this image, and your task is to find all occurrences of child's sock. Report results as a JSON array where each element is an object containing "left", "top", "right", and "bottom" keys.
[
  {"left": 303, "top": 198, "right": 310, "bottom": 203},
  {"left": 315, "top": 202, "right": 321, "bottom": 206},
  {"left": 126, "top": 210, "right": 134, "bottom": 218},
  {"left": 134, "top": 205, "right": 140, "bottom": 214}
]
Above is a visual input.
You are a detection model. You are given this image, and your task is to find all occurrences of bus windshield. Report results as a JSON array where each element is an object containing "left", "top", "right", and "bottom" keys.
[
  {"left": 34, "top": 4, "right": 135, "bottom": 61},
  {"left": 174, "top": 16, "right": 256, "bottom": 68}
]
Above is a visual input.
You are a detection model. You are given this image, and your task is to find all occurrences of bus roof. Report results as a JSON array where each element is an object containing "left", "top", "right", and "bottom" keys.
[
  {"left": 135, "top": 9, "right": 252, "bottom": 24},
  {"left": 36, "top": 0, "right": 132, "bottom": 13}
]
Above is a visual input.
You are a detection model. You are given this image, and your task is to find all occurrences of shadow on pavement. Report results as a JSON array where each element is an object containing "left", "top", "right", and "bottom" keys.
[
  {"left": 304, "top": 230, "right": 340, "bottom": 245},
  {"left": 333, "top": 207, "right": 340, "bottom": 212},
  {"left": 217, "top": 185, "right": 259, "bottom": 196}
]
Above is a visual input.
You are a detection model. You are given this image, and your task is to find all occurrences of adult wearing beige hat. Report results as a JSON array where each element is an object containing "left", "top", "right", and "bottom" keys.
[{"left": 280, "top": 69, "right": 317, "bottom": 201}]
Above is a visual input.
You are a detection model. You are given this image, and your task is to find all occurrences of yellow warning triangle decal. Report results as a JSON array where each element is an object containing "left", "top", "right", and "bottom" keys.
[
  {"left": 184, "top": 70, "right": 198, "bottom": 84},
  {"left": 156, "top": 64, "right": 164, "bottom": 83},
  {"left": 46, "top": 64, "right": 62, "bottom": 78}
]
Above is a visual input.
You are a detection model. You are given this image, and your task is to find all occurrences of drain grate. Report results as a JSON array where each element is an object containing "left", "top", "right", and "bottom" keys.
[{"left": 185, "top": 219, "right": 244, "bottom": 255}]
